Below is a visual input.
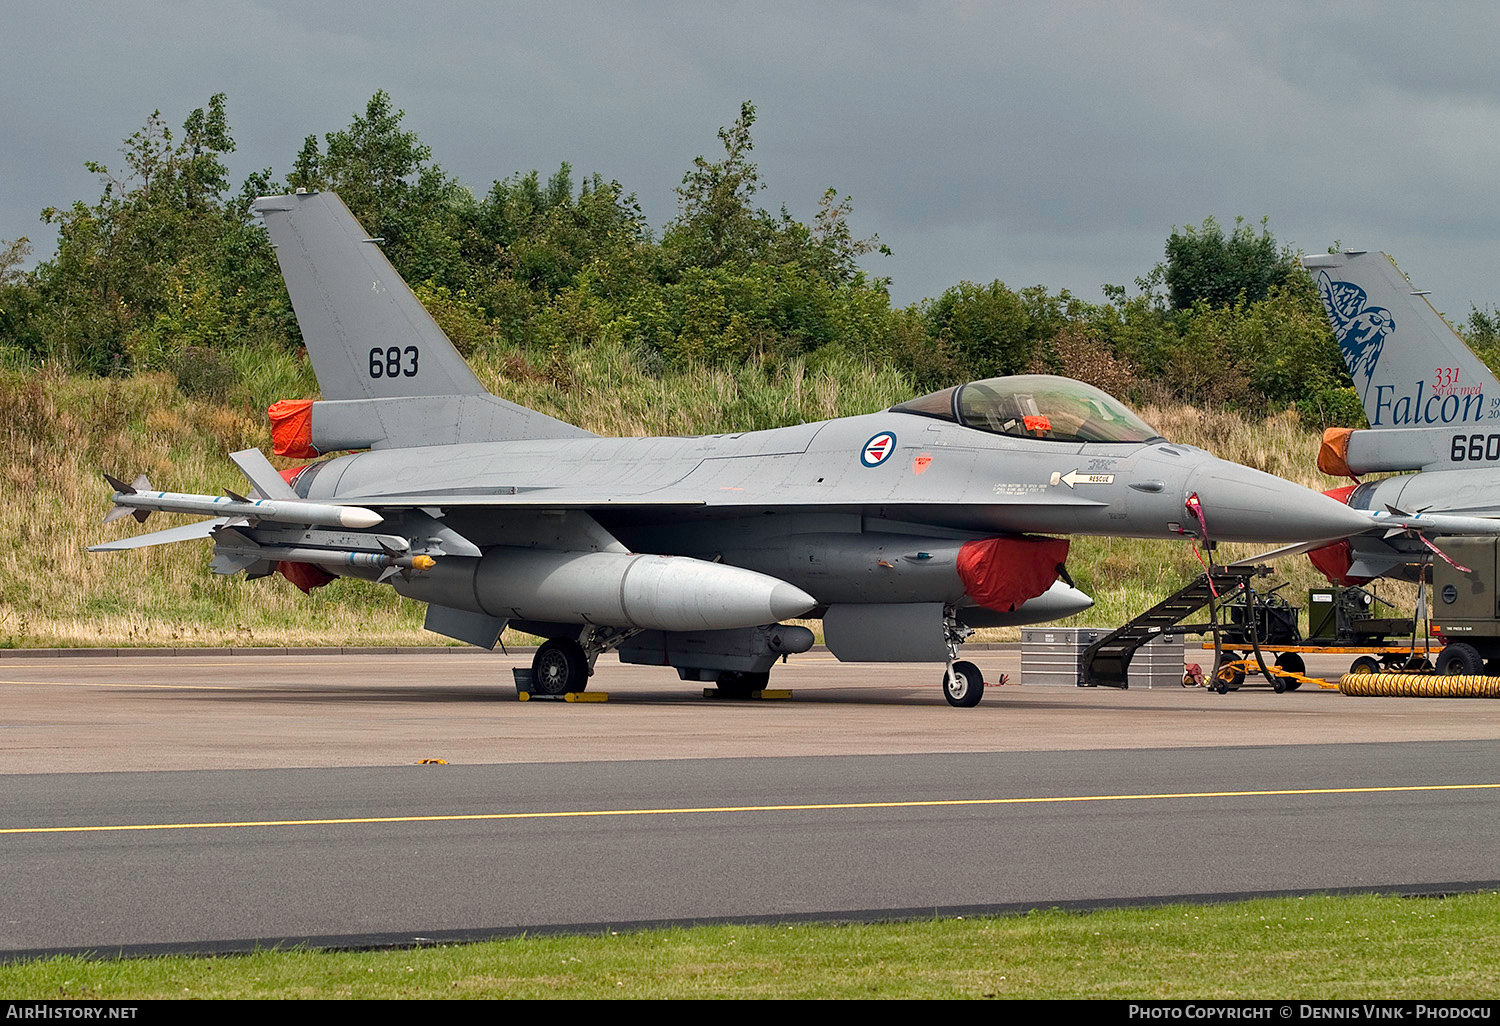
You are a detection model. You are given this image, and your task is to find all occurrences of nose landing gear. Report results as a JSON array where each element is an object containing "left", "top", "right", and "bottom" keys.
[{"left": 943, "top": 660, "right": 985, "bottom": 707}]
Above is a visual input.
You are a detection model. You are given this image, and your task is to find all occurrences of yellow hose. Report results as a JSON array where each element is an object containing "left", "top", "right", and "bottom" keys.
[{"left": 1339, "top": 673, "right": 1500, "bottom": 697}]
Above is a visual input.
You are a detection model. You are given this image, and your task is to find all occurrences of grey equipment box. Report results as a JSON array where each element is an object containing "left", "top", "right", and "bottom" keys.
[{"left": 1021, "top": 627, "right": 1185, "bottom": 688}]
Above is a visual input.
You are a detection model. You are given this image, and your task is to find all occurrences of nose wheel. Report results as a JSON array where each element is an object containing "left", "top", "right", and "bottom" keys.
[{"left": 943, "top": 660, "right": 985, "bottom": 707}]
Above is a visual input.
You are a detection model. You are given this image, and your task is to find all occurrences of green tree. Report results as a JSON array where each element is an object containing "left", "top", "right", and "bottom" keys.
[
  {"left": 30, "top": 96, "right": 293, "bottom": 372},
  {"left": 662, "top": 101, "right": 776, "bottom": 272},
  {"left": 1463, "top": 307, "right": 1500, "bottom": 375},
  {"left": 313, "top": 90, "right": 467, "bottom": 286},
  {"left": 922, "top": 281, "right": 1073, "bottom": 384},
  {"left": 0, "top": 237, "right": 40, "bottom": 362},
  {"left": 1161, "top": 215, "right": 1298, "bottom": 310}
]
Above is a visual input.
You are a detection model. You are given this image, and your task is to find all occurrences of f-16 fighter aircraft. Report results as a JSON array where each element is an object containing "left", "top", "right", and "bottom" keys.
[
  {"left": 1300, "top": 251, "right": 1500, "bottom": 585},
  {"left": 93, "top": 192, "right": 1380, "bottom": 707}
]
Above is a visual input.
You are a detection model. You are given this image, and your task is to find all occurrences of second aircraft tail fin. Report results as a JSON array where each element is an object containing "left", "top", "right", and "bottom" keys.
[{"left": 1302, "top": 250, "right": 1499, "bottom": 429}]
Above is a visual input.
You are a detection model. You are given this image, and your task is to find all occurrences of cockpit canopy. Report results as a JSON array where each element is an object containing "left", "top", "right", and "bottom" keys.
[{"left": 890, "top": 374, "right": 1164, "bottom": 444}]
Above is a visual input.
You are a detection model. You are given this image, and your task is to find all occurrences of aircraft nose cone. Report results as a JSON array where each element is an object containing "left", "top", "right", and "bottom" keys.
[
  {"left": 769, "top": 582, "right": 818, "bottom": 622},
  {"left": 1186, "top": 458, "right": 1374, "bottom": 543}
]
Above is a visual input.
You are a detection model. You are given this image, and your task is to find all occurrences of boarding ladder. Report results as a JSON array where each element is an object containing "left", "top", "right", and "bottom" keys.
[{"left": 1081, "top": 566, "right": 1271, "bottom": 688}]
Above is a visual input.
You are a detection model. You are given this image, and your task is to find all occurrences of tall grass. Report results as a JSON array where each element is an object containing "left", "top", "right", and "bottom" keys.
[{"left": 3, "top": 353, "right": 1377, "bottom": 647}]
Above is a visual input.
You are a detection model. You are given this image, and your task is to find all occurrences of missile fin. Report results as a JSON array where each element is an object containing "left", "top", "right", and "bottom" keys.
[
  {"left": 229, "top": 449, "right": 298, "bottom": 500},
  {"left": 210, "top": 550, "right": 262, "bottom": 575},
  {"left": 103, "top": 472, "right": 135, "bottom": 494},
  {"left": 132, "top": 474, "right": 151, "bottom": 491}
]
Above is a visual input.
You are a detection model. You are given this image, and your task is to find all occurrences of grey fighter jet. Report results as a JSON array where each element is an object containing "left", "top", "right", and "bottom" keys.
[
  {"left": 93, "top": 192, "right": 1379, "bottom": 706},
  {"left": 1296, "top": 251, "right": 1500, "bottom": 585}
]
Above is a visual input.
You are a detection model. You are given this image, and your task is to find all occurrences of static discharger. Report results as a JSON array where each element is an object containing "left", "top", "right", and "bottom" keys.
[{"left": 103, "top": 473, "right": 382, "bottom": 530}]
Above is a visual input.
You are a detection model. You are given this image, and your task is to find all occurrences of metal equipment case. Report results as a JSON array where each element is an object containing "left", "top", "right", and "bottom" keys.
[{"left": 1022, "top": 627, "right": 1185, "bottom": 687}]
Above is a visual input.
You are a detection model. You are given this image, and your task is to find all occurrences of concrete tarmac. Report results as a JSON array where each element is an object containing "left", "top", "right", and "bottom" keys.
[
  {"left": 3, "top": 650, "right": 1499, "bottom": 955},
  {"left": 1, "top": 649, "right": 1496, "bottom": 773}
]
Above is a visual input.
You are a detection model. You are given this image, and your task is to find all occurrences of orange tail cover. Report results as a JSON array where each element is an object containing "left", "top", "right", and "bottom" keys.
[
  {"left": 1317, "top": 427, "right": 1355, "bottom": 478},
  {"left": 268, "top": 399, "right": 319, "bottom": 459}
]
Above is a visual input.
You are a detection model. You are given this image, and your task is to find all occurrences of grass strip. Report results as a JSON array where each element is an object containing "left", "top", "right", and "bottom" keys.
[{"left": 4, "top": 892, "right": 1497, "bottom": 999}]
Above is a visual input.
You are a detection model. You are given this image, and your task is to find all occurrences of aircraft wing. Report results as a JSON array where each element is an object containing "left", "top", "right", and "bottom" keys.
[
  {"left": 327, "top": 490, "right": 1109, "bottom": 512},
  {"left": 329, "top": 493, "right": 708, "bottom": 509}
]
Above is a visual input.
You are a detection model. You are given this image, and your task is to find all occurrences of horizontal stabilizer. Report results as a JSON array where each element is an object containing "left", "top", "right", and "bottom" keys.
[
  {"left": 89, "top": 519, "right": 226, "bottom": 551},
  {"left": 1229, "top": 539, "right": 1334, "bottom": 566}
]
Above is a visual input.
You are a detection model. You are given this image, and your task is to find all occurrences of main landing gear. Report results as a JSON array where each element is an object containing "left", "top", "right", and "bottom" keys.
[
  {"left": 531, "top": 639, "right": 589, "bottom": 696},
  {"left": 529, "top": 626, "right": 641, "bottom": 696}
]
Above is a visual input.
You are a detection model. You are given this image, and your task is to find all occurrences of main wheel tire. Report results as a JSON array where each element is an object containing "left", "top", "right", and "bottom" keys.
[
  {"left": 1349, "top": 655, "right": 1381, "bottom": 675},
  {"left": 1274, "top": 652, "right": 1305, "bottom": 691},
  {"left": 532, "top": 640, "right": 589, "bottom": 695},
  {"left": 943, "top": 661, "right": 985, "bottom": 708},
  {"left": 1436, "top": 642, "right": 1484, "bottom": 676},
  {"left": 716, "top": 670, "right": 770, "bottom": 698}
]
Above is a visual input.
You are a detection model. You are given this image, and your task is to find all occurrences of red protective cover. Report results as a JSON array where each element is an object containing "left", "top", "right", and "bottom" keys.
[
  {"left": 1305, "top": 485, "right": 1371, "bottom": 585},
  {"left": 268, "top": 399, "right": 319, "bottom": 458},
  {"left": 272, "top": 465, "right": 334, "bottom": 592},
  {"left": 957, "top": 536, "right": 1070, "bottom": 612}
]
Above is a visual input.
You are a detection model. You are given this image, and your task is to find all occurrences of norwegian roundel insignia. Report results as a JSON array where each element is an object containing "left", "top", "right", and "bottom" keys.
[{"left": 860, "top": 431, "right": 897, "bottom": 467}]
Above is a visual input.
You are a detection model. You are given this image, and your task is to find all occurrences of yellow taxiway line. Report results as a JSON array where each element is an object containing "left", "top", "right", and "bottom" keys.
[{"left": 3, "top": 782, "right": 1497, "bottom": 836}]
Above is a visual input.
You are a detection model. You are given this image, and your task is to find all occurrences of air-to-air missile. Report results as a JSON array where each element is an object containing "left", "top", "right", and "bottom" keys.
[{"left": 103, "top": 473, "right": 382, "bottom": 530}]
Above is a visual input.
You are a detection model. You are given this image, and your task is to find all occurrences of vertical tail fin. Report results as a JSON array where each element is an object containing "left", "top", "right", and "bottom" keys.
[
  {"left": 252, "top": 191, "right": 589, "bottom": 447},
  {"left": 1302, "top": 251, "right": 1500, "bottom": 428},
  {"left": 253, "top": 191, "right": 486, "bottom": 400}
]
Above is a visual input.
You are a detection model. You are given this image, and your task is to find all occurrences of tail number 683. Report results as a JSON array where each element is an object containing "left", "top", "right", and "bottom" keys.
[{"left": 369, "top": 346, "right": 419, "bottom": 378}]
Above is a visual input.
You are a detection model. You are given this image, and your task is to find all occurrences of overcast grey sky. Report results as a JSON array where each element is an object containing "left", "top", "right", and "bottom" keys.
[{"left": 5, "top": 1, "right": 1499, "bottom": 316}]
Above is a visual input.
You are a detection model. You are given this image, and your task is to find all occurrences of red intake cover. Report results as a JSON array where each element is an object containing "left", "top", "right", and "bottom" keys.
[
  {"left": 957, "top": 536, "right": 1070, "bottom": 612},
  {"left": 274, "top": 465, "right": 332, "bottom": 592}
]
